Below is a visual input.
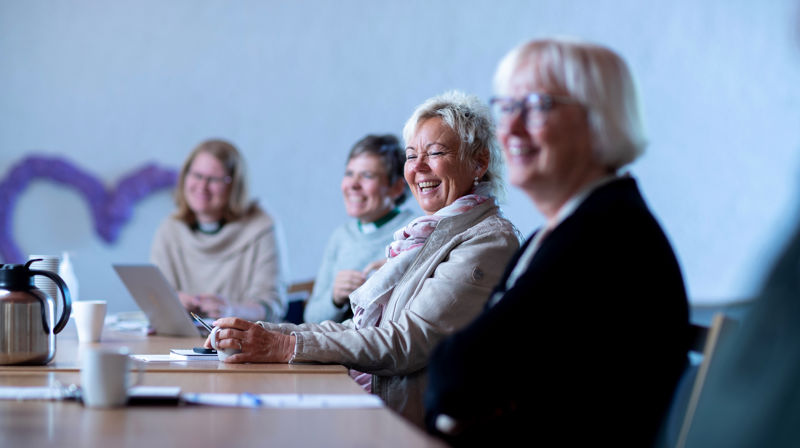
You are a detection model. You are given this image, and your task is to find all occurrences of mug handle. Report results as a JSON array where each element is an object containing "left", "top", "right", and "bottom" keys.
[{"left": 29, "top": 268, "right": 72, "bottom": 334}]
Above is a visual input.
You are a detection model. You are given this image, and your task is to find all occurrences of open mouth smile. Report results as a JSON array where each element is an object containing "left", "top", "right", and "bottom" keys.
[{"left": 418, "top": 180, "right": 441, "bottom": 193}]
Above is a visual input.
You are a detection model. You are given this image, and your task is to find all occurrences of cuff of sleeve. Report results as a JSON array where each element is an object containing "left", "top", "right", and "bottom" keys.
[{"left": 289, "top": 331, "right": 301, "bottom": 363}]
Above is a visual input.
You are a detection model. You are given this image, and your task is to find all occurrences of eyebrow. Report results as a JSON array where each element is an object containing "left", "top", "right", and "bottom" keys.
[{"left": 406, "top": 141, "right": 450, "bottom": 152}]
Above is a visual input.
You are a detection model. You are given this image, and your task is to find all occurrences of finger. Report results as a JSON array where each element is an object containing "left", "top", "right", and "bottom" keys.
[
  {"left": 217, "top": 328, "right": 245, "bottom": 341},
  {"left": 223, "top": 353, "right": 247, "bottom": 364},
  {"left": 203, "top": 336, "right": 213, "bottom": 349},
  {"left": 212, "top": 317, "right": 253, "bottom": 330},
  {"left": 218, "top": 338, "right": 243, "bottom": 350}
]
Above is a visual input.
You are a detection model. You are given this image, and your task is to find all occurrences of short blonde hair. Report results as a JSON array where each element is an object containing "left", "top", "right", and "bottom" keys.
[
  {"left": 174, "top": 139, "right": 255, "bottom": 225},
  {"left": 494, "top": 38, "right": 646, "bottom": 169},
  {"left": 402, "top": 90, "right": 506, "bottom": 200}
]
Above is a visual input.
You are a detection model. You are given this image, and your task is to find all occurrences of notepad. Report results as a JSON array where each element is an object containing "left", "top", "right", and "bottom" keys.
[{"left": 169, "top": 349, "right": 217, "bottom": 360}]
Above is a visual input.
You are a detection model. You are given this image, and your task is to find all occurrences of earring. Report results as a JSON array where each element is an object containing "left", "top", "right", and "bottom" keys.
[{"left": 473, "top": 176, "right": 479, "bottom": 187}]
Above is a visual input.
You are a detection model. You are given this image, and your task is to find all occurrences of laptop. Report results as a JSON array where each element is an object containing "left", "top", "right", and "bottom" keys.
[{"left": 113, "top": 264, "right": 205, "bottom": 337}]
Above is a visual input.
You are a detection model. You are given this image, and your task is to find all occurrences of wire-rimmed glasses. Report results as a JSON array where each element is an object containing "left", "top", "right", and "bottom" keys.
[{"left": 489, "top": 93, "right": 580, "bottom": 129}]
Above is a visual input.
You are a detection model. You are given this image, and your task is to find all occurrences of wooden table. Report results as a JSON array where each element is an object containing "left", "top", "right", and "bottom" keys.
[
  {"left": 0, "top": 324, "right": 444, "bottom": 447},
  {"left": 1, "top": 326, "right": 346, "bottom": 373}
]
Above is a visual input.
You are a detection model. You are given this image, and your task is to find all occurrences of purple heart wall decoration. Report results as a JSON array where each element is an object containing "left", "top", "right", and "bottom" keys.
[{"left": 0, "top": 155, "right": 178, "bottom": 263}]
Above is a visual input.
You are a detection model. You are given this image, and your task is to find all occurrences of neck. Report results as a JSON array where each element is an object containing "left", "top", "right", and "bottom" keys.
[
  {"left": 359, "top": 204, "right": 395, "bottom": 225},
  {"left": 195, "top": 212, "right": 222, "bottom": 224},
  {"left": 526, "top": 168, "right": 610, "bottom": 225}
]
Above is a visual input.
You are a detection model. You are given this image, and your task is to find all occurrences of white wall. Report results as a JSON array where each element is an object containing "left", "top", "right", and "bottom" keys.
[{"left": 1, "top": 0, "right": 798, "bottom": 313}]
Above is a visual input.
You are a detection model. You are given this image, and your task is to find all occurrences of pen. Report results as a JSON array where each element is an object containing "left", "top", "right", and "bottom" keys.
[
  {"left": 243, "top": 393, "right": 262, "bottom": 407},
  {"left": 190, "top": 311, "right": 214, "bottom": 333}
]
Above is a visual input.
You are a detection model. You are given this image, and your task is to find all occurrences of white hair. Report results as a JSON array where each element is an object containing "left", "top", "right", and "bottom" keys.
[
  {"left": 493, "top": 37, "right": 647, "bottom": 169},
  {"left": 402, "top": 90, "right": 506, "bottom": 201}
]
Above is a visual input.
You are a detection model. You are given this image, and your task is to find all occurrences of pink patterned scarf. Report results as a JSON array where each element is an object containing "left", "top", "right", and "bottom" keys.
[{"left": 348, "top": 189, "right": 489, "bottom": 391}]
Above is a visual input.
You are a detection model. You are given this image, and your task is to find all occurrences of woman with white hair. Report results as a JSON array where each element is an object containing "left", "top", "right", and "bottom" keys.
[
  {"left": 425, "top": 38, "right": 690, "bottom": 446},
  {"left": 206, "top": 91, "right": 520, "bottom": 427}
]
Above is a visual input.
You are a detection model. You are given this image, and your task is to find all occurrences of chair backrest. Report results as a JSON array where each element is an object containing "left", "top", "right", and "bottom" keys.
[
  {"left": 287, "top": 279, "right": 315, "bottom": 301},
  {"left": 283, "top": 279, "right": 315, "bottom": 325},
  {"left": 674, "top": 312, "right": 738, "bottom": 448}
]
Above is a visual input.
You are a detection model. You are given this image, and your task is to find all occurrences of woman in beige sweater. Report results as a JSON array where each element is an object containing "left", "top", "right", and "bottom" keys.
[{"left": 150, "top": 139, "right": 286, "bottom": 322}]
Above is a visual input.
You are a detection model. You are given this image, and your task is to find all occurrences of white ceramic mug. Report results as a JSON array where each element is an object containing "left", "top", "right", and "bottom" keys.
[
  {"left": 209, "top": 326, "right": 242, "bottom": 361},
  {"left": 73, "top": 300, "right": 107, "bottom": 343},
  {"left": 81, "top": 347, "right": 144, "bottom": 407}
]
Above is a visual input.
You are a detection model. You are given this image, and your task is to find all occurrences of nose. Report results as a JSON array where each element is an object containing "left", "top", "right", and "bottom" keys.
[
  {"left": 506, "top": 106, "right": 528, "bottom": 136},
  {"left": 409, "top": 154, "right": 430, "bottom": 173}
]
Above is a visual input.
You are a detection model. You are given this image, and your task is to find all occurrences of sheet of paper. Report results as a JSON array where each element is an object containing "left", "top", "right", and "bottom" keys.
[
  {"left": 131, "top": 354, "right": 174, "bottom": 362},
  {"left": 129, "top": 386, "right": 182, "bottom": 397},
  {"left": 182, "top": 393, "right": 384, "bottom": 409},
  {"left": 0, "top": 387, "right": 63, "bottom": 400},
  {"left": 169, "top": 349, "right": 217, "bottom": 360}
]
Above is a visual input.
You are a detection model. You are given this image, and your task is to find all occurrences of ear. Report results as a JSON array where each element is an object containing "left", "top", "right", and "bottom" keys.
[{"left": 473, "top": 150, "right": 490, "bottom": 179}]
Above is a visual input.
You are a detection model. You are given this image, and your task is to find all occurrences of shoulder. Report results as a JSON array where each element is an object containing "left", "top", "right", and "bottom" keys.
[
  {"left": 459, "top": 202, "right": 518, "bottom": 239},
  {"left": 154, "top": 215, "right": 188, "bottom": 238},
  {"left": 244, "top": 205, "right": 275, "bottom": 228},
  {"left": 231, "top": 206, "right": 276, "bottom": 238},
  {"left": 329, "top": 219, "right": 361, "bottom": 242},
  {"left": 442, "top": 206, "right": 520, "bottom": 257},
  {"left": 580, "top": 177, "right": 652, "bottom": 222}
]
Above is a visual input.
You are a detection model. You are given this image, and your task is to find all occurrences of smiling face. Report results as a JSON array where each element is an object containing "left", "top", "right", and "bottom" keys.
[
  {"left": 404, "top": 117, "right": 482, "bottom": 214},
  {"left": 496, "top": 59, "right": 603, "bottom": 214},
  {"left": 341, "top": 153, "right": 399, "bottom": 223},
  {"left": 183, "top": 151, "right": 232, "bottom": 223}
]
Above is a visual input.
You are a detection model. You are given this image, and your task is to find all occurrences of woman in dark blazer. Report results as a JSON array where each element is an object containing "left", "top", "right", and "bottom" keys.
[{"left": 425, "top": 38, "right": 691, "bottom": 447}]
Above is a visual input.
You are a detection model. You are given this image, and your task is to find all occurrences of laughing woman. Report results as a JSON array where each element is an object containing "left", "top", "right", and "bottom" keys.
[{"left": 206, "top": 91, "right": 520, "bottom": 427}]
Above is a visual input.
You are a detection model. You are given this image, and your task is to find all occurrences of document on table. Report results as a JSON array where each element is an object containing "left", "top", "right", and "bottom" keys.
[
  {"left": 182, "top": 393, "right": 384, "bottom": 409},
  {"left": 169, "top": 349, "right": 217, "bottom": 360},
  {"left": 0, "top": 387, "right": 66, "bottom": 400},
  {"left": 131, "top": 354, "right": 174, "bottom": 362},
  {"left": 131, "top": 350, "right": 217, "bottom": 362}
]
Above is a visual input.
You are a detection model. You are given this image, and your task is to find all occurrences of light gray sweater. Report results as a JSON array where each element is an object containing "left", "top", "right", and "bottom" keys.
[{"left": 303, "top": 209, "right": 415, "bottom": 324}]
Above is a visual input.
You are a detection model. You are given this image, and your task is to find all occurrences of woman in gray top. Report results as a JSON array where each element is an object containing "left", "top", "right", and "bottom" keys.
[
  {"left": 207, "top": 91, "right": 520, "bottom": 427},
  {"left": 303, "top": 134, "right": 414, "bottom": 324}
]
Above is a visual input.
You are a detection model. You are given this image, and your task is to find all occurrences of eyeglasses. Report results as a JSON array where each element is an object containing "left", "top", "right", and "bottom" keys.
[
  {"left": 489, "top": 93, "right": 580, "bottom": 129},
  {"left": 187, "top": 170, "right": 232, "bottom": 188}
]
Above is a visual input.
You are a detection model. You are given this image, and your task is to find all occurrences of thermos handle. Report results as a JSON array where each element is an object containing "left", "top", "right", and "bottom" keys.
[{"left": 29, "top": 269, "right": 72, "bottom": 334}]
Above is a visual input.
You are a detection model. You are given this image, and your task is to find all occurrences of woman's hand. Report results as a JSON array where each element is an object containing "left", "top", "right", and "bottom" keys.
[
  {"left": 195, "top": 293, "right": 230, "bottom": 318},
  {"left": 178, "top": 291, "right": 200, "bottom": 311},
  {"left": 203, "top": 317, "right": 295, "bottom": 364},
  {"left": 332, "top": 270, "right": 366, "bottom": 306}
]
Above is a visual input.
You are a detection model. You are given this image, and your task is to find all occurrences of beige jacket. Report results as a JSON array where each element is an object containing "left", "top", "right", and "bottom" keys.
[
  {"left": 260, "top": 200, "right": 519, "bottom": 426},
  {"left": 150, "top": 206, "right": 287, "bottom": 321}
]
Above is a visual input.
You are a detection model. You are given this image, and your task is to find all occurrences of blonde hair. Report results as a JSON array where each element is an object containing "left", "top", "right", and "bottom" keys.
[
  {"left": 494, "top": 38, "right": 646, "bottom": 169},
  {"left": 402, "top": 90, "right": 506, "bottom": 201},
  {"left": 174, "top": 139, "right": 255, "bottom": 225}
]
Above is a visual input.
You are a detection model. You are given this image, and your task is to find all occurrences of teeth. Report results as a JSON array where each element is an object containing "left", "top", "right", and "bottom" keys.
[
  {"left": 508, "top": 146, "right": 532, "bottom": 156},
  {"left": 418, "top": 181, "right": 440, "bottom": 189}
]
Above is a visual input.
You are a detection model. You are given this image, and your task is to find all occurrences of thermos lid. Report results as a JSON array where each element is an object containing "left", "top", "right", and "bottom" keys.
[{"left": 0, "top": 262, "right": 37, "bottom": 290}]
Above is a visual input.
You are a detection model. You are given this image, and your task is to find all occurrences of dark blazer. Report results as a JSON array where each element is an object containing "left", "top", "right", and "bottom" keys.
[{"left": 425, "top": 177, "right": 690, "bottom": 447}]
